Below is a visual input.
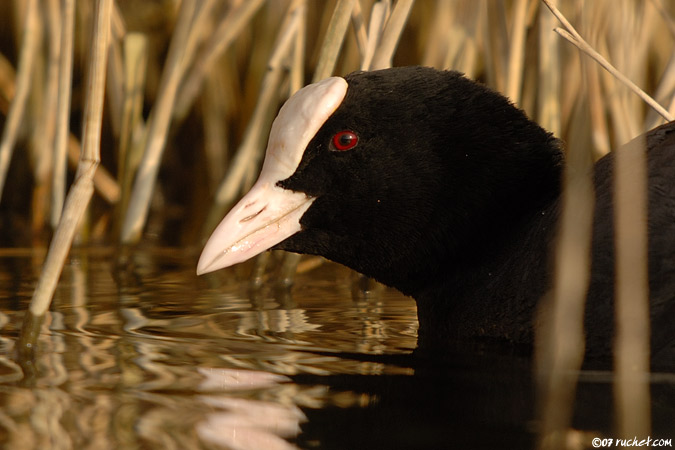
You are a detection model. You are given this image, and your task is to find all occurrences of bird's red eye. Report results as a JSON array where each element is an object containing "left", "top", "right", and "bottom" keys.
[{"left": 332, "top": 130, "right": 359, "bottom": 151}]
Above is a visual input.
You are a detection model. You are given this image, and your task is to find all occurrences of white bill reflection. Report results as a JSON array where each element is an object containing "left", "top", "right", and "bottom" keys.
[{"left": 196, "top": 368, "right": 305, "bottom": 450}]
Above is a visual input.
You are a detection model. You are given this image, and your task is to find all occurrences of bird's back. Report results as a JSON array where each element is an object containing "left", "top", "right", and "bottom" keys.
[{"left": 587, "top": 121, "right": 675, "bottom": 367}]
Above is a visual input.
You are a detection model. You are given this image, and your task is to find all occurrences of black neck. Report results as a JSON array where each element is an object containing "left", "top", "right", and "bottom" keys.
[{"left": 411, "top": 196, "right": 561, "bottom": 347}]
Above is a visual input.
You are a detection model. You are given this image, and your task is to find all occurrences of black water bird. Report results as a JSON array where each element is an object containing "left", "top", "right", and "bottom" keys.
[{"left": 197, "top": 66, "right": 675, "bottom": 368}]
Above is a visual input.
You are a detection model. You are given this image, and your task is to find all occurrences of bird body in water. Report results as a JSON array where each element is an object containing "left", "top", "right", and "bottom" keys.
[{"left": 198, "top": 66, "right": 675, "bottom": 370}]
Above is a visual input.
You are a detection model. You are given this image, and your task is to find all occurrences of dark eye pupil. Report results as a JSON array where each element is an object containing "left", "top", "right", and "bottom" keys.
[{"left": 333, "top": 131, "right": 358, "bottom": 151}]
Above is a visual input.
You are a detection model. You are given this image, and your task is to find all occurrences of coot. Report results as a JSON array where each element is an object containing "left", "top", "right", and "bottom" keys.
[{"left": 198, "top": 66, "right": 675, "bottom": 367}]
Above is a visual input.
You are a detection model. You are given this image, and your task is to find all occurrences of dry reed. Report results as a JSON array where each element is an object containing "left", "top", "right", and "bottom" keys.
[
  {"left": 0, "top": 0, "right": 39, "bottom": 199},
  {"left": 27, "top": 0, "right": 113, "bottom": 313},
  {"left": 51, "top": 0, "right": 75, "bottom": 227},
  {"left": 120, "top": 0, "right": 205, "bottom": 244}
]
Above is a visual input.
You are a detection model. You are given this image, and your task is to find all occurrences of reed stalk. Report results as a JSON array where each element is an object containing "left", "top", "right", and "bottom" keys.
[
  {"left": 613, "top": 133, "right": 651, "bottom": 438},
  {"left": 535, "top": 83, "right": 595, "bottom": 450},
  {"left": 505, "top": 0, "right": 529, "bottom": 104},
  {"left": 51, "top": 0, "right": 75, "bottom": 227},
  {"left": 67, "top": 135, "right": 119, "bottom": 204},
  {"left": 23, "top": 0, "right": 113, "bottom": 320},
  {"left": 537, "top": 0, "right": 560, "bottom": 136},
  {"left": 350, "top": 0, "right": 369, "bottom": 61},
  {"left": 0, "top": 0, "right": 39, "bottom": 199},
  {"left": 174, "top": 0, "right": 266, "bottom": 123},
  {"left": 538, "top": 0, "right": 663, "bottom": 445},
  {"left": 31, "top": 0, "right": 61, "bottom": 232},
  {"left": 544, "top": 1, "right": 673, "bottom": 122},
  {"left": 483, "top": 0, "right": 508, "bottom": 93},
  {"left": 121, "top": 0, "right": 205, "bottom": 244},
  {"left": 290, "top": 0, "right": 307, "bottom": 94},
  {"left": 369, "top": 0, "right": 415, "bottom": 70},
  {"left": 360, "top": 0, "right": 388, "bottom": 71},
  {"left": 645, "top": 53, "right": 675, "bottom": 130},
  {"left": 650, "top": 0, "right": 675, "bottom": 39},
  {"left": 113, "top": 34, "right": 148, "bottom": 241},
  {"left": 313, "top": 0, "right": 357, "bottom": 82},
  {"left": 201, "top": 69, "right": 229, "bottom": 192}
]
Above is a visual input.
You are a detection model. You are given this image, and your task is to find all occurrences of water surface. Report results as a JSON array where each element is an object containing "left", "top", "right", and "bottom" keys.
[{"left": 0, "top": 248, "right": 673, "bottom": 449}]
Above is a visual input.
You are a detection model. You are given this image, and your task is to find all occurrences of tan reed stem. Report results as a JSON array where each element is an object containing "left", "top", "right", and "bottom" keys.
[
  {"left": 313, "top": 0, "right": 356, "bottom": 82},
  {"left": 174, "top": 0, "right": 266, "bottom": 122},
  {"left": 0, "top": 0, "right": 39, "bottom": 199},
  {"left": 51, "top": 0, "right": 75, "bottom": 227},
  {"left": 542, "top": 0, "right": 673, "bottom": 121},
  {"left": 121, "top": 0, "right": 208, "bottom": 244},
  {"left": 370, "top": 0, "right": 415, "bottom": 70},
  {"left": 26, "top": 0, "right": 113, "bottom": 318}
]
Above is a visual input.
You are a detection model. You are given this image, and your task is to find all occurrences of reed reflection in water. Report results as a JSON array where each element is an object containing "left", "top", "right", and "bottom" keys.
[
  {"left": 1, "top": 249, "right": 675, "bottom": 448},
  {"left": 0, "top": 249, "right": 418, "bottom": 449}
]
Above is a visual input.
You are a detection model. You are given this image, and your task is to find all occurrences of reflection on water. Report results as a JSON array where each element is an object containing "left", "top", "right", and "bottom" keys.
[
  {"left": 0, "top": 248, "right": 417, "bottom": 449},
  {"left": 0, "top": 248, "right": 673, "bottom": 449}
]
